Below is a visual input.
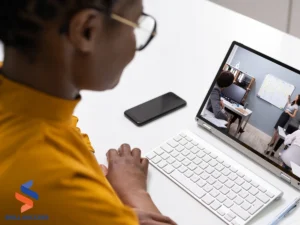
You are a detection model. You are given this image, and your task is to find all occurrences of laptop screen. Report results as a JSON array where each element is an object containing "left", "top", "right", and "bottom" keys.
[{"left": 198, "top": 42, "right": 300, "bottom": 181}]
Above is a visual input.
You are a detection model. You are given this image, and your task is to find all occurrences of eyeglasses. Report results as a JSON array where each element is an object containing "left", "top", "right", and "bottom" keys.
[
  {"left": 111, "top": 12, "right": 157, "bottom": 51},
  {"left": 60, "top": 8, "right": 157, "bottom": 51}
]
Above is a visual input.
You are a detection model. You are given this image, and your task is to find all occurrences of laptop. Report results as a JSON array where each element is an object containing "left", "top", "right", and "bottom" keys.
[{"left": 146, "top": 42, "right": 300, "bottom": 225}]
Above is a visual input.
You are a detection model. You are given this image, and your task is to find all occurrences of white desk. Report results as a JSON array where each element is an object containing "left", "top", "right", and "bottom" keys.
[
  {"left": 222, "top": 98, "right": 253, "bottom": 136},
  {"left": 57, "top": 0, "right": 300, "bottom": 224}
]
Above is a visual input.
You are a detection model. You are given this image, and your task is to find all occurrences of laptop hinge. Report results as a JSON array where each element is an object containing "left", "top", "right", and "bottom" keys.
[
  {"left": 202, "top": 123, "right": 212, "bottom": 132},
  {"left": 280, "top": 173, "right": 291, "bottom": 183}
]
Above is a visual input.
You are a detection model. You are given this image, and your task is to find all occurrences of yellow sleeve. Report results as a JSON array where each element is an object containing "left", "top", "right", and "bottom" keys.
[{"left": 72, "top": 116, "right": 95, "bottom": 153}]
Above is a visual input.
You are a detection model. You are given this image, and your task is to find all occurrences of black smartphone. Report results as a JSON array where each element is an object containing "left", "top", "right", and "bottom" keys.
[{"left": 124, "top": 92, "right": 187, "bottom": 126}]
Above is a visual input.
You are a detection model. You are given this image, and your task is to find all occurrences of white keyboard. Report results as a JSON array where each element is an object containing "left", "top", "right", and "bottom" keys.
[{"left": 146, "top": 130, "right": 283, "bottom": 225}]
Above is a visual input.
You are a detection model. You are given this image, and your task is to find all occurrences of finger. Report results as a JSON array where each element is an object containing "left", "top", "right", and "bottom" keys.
[
  {"left": 106, "top": 149, "right": 119, "bottom": 162},
  {"left": 99, "top": 164, "right": 108, "bottom": 176},
  {"left": 149, "top": 213, "right": 177, "bottom": 225},
  {"left": 131, "top": 148, "right": 141, "bottom": 159},
  {"left": 118, "top": 144, "right": 131, "bottom": 156},
  {"left": 141, "top": 158, "right": 149, "bottom": 174},
  {"left": 143, "top": 220, "right": 176, "bottom": 225}
]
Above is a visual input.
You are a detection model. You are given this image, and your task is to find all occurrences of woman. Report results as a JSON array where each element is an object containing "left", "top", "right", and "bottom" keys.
[
  {"left": 267, "top": 95, "right": 300, "bottom": 154},
  {"left": 281, "top": 130, "right": 300, "bottom": 170},
  {"left": 0, "top": 1, "right": 176, "bottom": 225}
]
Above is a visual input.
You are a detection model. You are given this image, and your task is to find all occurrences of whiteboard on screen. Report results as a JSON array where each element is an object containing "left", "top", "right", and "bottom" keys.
[{"left": 257, "top": 74, "right": 295, "bottom": 109}]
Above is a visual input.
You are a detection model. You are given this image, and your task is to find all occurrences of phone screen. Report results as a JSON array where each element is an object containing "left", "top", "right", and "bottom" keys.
[{"left": 125, "top": 92, "right": 186, "bottom": 126}]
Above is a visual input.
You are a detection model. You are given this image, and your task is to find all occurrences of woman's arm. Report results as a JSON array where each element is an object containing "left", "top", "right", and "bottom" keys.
[{"left": 286, "top": 109, "right": 298, "bottom": 118}]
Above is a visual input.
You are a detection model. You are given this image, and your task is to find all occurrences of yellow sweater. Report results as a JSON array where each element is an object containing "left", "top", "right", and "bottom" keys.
[{"left": 0, "top": 74, "right": 138, "bottom": 225}]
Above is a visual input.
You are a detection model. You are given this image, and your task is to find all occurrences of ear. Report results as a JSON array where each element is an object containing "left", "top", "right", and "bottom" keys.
[{"left": 67, "top": 9, "right": 103, "bottom": 53}]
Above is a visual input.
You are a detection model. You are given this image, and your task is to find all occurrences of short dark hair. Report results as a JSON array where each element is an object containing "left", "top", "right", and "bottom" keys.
[
  {"left": 292, "top": 95, "right": 300, "bottom": 106},
  {"left": 217, "top": 71, "right": 234, "bottom": 88},
  {"left": 0, "top": 0, "right": 113, "bottom": 52}
]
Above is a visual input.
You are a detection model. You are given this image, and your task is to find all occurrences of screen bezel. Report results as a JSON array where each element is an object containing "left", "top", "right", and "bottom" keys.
[{"left": 196, "top": 41, "right": 300, "bottom": 185}]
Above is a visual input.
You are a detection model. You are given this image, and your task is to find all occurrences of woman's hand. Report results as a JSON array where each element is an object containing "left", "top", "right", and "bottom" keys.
[{"left": 134, "top": 209, "right": 177, "bottom": 225}]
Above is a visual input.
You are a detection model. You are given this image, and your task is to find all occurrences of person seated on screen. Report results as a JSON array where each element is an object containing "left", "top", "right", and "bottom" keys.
[
  {"left": 280, "top": 130, "right": 300, "bottom": 170},
  {"left": 268, "top": 95, "right": 300, "bottom": 149},
  {"left": 0, "top": 1, "right": 176, "bottom": 225},
  {"left": 207, "top": 71, "right": 234, "bottom": 121}
]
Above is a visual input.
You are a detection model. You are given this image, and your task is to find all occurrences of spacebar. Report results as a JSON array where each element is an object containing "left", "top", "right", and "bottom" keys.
[{"left": 171, "top": 170, "right": 206, "bottom": 199}]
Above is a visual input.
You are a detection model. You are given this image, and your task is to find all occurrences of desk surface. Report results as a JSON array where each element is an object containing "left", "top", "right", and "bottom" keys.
[
  {"left": 278, "top": 127, "right": 287, "bottom": 139},
  {"left": 2, "top": 0, "right": 300, "bottom": 224},
  {"left": 222, "top": 98, "right": 252, "bottom": 117}
]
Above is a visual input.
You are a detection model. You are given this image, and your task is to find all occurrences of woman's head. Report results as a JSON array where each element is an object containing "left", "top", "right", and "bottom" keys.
[
  {"left": 292, "top": 95, "right": 300, "bottom": 106},
  {"left": 217, "top": 71, "right": 234, "bottom": 89},
  {"left": 0, "top": 0, "right": 144, "bottom": 92}
]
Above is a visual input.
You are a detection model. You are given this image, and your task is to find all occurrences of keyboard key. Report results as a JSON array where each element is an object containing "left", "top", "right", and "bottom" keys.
[
  {"left": 167, "top": 157, "right": 176, "bottom": 164},
  {"left": 213, "top": 181, "right": 223, "bottom": 190},
  {"left": 220, "top": 186, "right": 230, "bottom": 195},
  {"left": 190, "top": 174, "right": 200, "bottom": 183},
  {"left": 188, "top": 163, "right": 197, "bottom": 171},
  {"left": 221, "top": 168, "right": 231, "bottom": 176},
  {"left": 161, "top": 144, "right": 173, "bottom": 153},
  {"left": 197, "top": 144, "right": 205, "bottom": 150},
  {"left": 256, "top": 192, "right": 270, "bottom": 203},
  {"left": 158, "top": 160, "right": 167, "bottom": 168},
  {"left": 237, "top": 171, "right": 245, "bottom": 177},
  {"left": 242, "top": 182, "right": 251, "bottom": 191},
  {"left": 217, "top": 194, "right": 226, "bottom": 203},
  {"left": 147, "top": 151, "right": 157, "bottom": 159},
  {"left": 251, "top": 181, "right": 259, "bottom": 188},
  {"left": 230, "top": 205, "right": 250, "bottom": 221},
  {"left": 179, "top": 133, "right": 187, "bottom": 137},
  {"left": 205, "top": 166, "right": 215, "bottom": 174},
  {"left": 152, "top": 156, "right": 162, "bottom": 164},
  {"left": 187, "top": 153, "right": 196, "bottom": 161},
  {"left": 176, "top": 154, "right": 185, "bottom": 162},
  {"left": 196, "top": 179, "right": 206, "bottom": 187},
  {"left": 171, "top": 151, "right": 179, "bottom": 158},
  {"left": 231, "top": 220, "right": 241, "bottom": 225},
  {"left": 210, "top": 153, "right": 218, "bottom": 159},
  {"left": 202, "top": 194, "right": 214, "bottom": 205},
  {"left": 200, "top": 172, "right": 210, "bottom": 180},
  {"left": 216, "top": 158, "right": 224, "bottom": 163},
  {"left": 163, "top": 165, "right": 175, "bottom": 174},
  {"left": 219, "top": 175, "right": 228, "bottom": 183},
  {"left": 224, "top": 214, "right": 233, "bottom": 222},
  {"left": 228, "top": 173, "right": 238, "bottom": 181},
  {"left": 154, "top": 148, "right": 164, "bottom": 155},
  {"left": 227, "top": 191, "right": 237, "bottom": 200},
  {"left": 170, "top": 170, "right": 206, "bottom": 199},
  {"left": 192, "top": 140, "right": 199, "bottom": 146},
  {"left": 184, "top": 170, "right": 193, "bottom": 178},
  {"left": 209, "top": 189, "right": 220, "bottom": 198},
  {"left": 203, "top": 184, "right": 213, "bottom": 192},
  {"left": 225, "top": 180, "right": 235, "bottom": 188},
  {"left": 232, "top": 185, "right": 242, "bottom": 194},
  {"left": 174, "top": 135, "right": 182, "bottom": 142},
  {"left": 178, "top": 166, "right": 187, "bottom": 173},
  {"left": 199, "top": 161, "right": 209, "bottom": 169},
  {"left": 182, "top": 149, "right": 190, "bottom": 156},
  {"left": 227, "top": 212, "right": 236, "bottom": 219},
  {"left": 210, "top": 201, "right": 221, "bottom": 210},
  {"left": 235, "top": 177, "right": 245, "bottom": 186},
  {"left": 249, "top": 187, "right": 259, "bottom": 196},
  {"left": 234, "top": 196, "right": 244, "bottom": 205},
  {"left": 230, "top": 167, "right": 238, "bottom": 173},
  {"left": 217, "top": 208, "right": 225, "bottom": 216},
  {"left": 258, "top": 186, "right": 267, "bottom": 193},
  {"left": 212, "top": 171, "right": 221, "bottom": 179},
  {"left": 204, "top": 149, "right": 211, "bottom": 154},
  {"left": 245, "top": 194, "right": 256, "bottom": 204},
  {"left": 248, "top": 199, "right": 263, "bottom": 215},
  {"left": 194, "top": 167, "right": 203, "bottom": 175},
  {"left": 197, "top": 151, "right": 206, "bottom": 158},
  {"left": 191, "top": 146, "right": 200, "bottom": 154},
  {"left": 241, "top": 201, "right": 251, "bottom": 211},
  {"left": 193, "top": 157, "right": 202, "bottom": 165},
  {"left": 208, "top": 159, "right": 218, "bottom": 167},
  {"left": 223, "top": 162, "right": 231, "bottom": 168},
  {"left": 175, "top": 145, "right": 184, "bottom": 152},
  {"left": 207, "top": 176, "right": 216, "bottom": 185},
  {"left": 161, "top": 152, "right": 170, "bottom": 160},
  {"left": 238, "top": 190, "right": 249, "bottom": 198},
  {"left": 215, "top": 163, "right": 225, "bottom": 171},
  {"left": 185, "top": 136, "right": 193, "bottom": 142},
  {"left": 182, "top": 158, "right": 191, "bottom": 166},
  {"left": 168, "top": 139, "right": 179, "bottom": 148},
  {"left": 172, "top": 161, "right": 181, "bottom": 169},
  {"left": 185, "top": 142, "right": 194, "bottom": 150},
  {"left": 244, "top": 176, "right": 252, "bottom": 183},
  {"left": 203, "top": 155, "right": 212, "bottom": 163},
  {"left": 266, "top": 191, "right": 274, "bottom": 198},
  {"left": 179, "top": 139, "right": 188, "bottom": 146},
  {"left": 224, "top": 199, "right": 234, "bottom": 208}
]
